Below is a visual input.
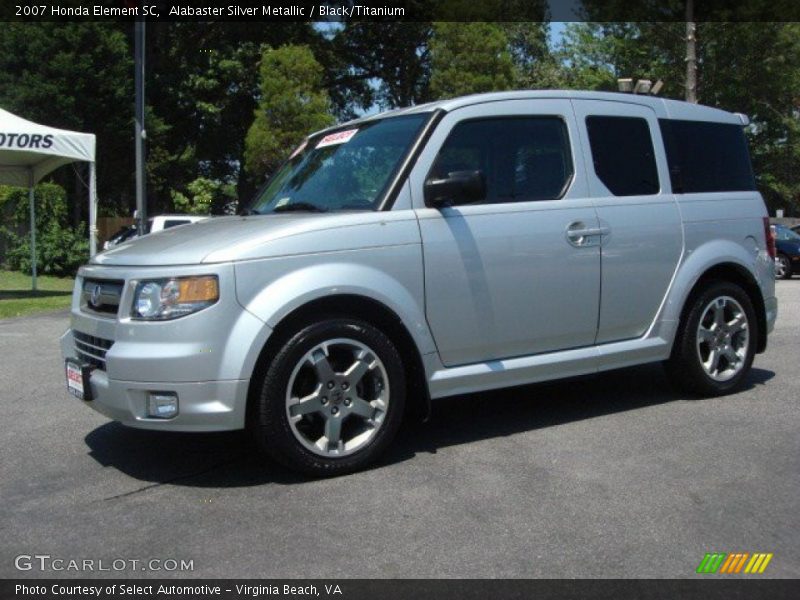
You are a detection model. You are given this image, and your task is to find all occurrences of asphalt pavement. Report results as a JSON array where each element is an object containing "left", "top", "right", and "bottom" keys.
[{"left": 1, "top": 282, "right": 798, "bottom": 579}]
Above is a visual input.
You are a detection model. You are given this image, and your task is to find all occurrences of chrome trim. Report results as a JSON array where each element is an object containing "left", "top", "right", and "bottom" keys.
[
  {"left": 73, "top": 331, "right": 114, "bottom": 371},
  {"left": 81, "top": 278, "right": 124, "bottom": 316}
]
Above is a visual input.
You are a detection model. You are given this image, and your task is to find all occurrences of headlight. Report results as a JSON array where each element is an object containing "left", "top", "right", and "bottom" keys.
[{"left": 131, "top": 276, "right": 219, "bottom": 320}]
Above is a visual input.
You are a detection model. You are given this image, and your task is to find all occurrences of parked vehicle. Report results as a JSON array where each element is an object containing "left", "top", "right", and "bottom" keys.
[
  {"left": 773, "top": 224, "right": 800, "bottom": 279},
  {"left": 148, "top": 214, "right": 208, "bottom": 233},
  {"left": 102, "top": 225, "right": 138, "bottom": 250},
  {"left": 62, "top": 91, "right": 777, "bottom": 475},
  {"left": 102, "top": 215, "right": 209, "bottom": 250}
]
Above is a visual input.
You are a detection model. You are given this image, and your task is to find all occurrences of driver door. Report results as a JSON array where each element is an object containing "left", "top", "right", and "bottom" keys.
[{"left": 409, "top": 100, "right": 602, "bottom": 367}]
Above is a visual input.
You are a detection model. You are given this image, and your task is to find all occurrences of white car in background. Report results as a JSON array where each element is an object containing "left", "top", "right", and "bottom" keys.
[
  {"left": 149, "top": 214, "right": 209, "bottom": 233},
  {"left": 103, "top": 214, "right": 209, "bottom": 250}
]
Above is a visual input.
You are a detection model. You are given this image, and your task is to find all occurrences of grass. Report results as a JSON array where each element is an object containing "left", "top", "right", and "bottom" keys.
[{"left": 0, "top": 270, "right": 74, "bottom": 319}]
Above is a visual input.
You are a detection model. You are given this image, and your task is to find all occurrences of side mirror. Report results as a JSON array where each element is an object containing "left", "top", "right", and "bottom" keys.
[{"left": 424, "top": 170, "right": 486, "bottom": 208}]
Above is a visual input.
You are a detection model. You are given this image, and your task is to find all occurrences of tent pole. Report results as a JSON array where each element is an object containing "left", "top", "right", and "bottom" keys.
[
  {"left": 89, "top": 161, "right": 97, "bottom": 256},
  {"left": 29, "top": 170, "right": 37, "bottom": 292}
]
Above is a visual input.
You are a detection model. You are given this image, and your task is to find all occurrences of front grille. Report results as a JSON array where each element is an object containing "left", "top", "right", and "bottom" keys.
[
  {"left": 73, "top": 331, "right": 114, "bottom": 371},
  {"left": 81, "top": 278, "right": 125, "bottom": 316}
]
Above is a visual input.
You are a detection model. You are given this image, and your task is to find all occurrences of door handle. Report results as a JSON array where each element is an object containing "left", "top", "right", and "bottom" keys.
[{"left": 565, "top": 222, "right": 610, "bottom": 247}]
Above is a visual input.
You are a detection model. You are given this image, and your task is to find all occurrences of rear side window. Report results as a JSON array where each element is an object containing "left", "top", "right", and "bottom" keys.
[
  {"left": 585, "top": 116, "right": 660, "bottom": 196},
  {"left": 659, "top": 119, "right": 756, "bottom": 193},
  {"left": 430, "top": 117, "right": 573, "bottom": 204}
]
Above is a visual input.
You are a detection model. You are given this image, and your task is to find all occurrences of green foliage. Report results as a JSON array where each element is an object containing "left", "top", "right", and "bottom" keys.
[
  {"left": 244, "top": 45, "right": 335, "bottom": 182},
  {"left": 5, "top": 225, "right": 88, "bottom": 278},
  {"left": 503, "top": 22, "right": 567, "bottom": 90},
  {"left": 557, "top": 22, "right": 687, "bottom": 94},
  {"left": 171, "top": 177, "right": 237, "bottom": 215},
  {"left": 0, "top": 184, "right": 88, "bottom": 277},
  {"left": 147, "top": 23, "right": 318, "bottom": 203},
  {"left": 0, "top": 23, "right": 133, "bottom": 217},
  {"left": 334, "top": 23, "right": 433, "bottom": 110},
  {"left": 429, "top": 23, "right": 515, "bottom": 99},
  {"left": 555, "top": 23, "right": 622, "bottom": 90},
  {"left": 0, "top": 183, "right": 68, "bottom": 231},
  {"left": 333, "top": 17, "right": 552, "bottom": 110}
]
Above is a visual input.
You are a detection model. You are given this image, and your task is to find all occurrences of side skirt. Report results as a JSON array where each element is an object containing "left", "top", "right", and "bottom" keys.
[{"left": 425, "top": 337, "right": 672, "bottom": 400}]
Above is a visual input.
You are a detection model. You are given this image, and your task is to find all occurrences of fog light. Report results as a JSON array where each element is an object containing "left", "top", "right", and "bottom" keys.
[{"left": 147, "top": 392, "right": 178, "bottom": 419}]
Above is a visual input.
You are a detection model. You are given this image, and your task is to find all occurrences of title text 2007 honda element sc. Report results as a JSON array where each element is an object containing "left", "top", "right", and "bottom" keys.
[{"left": 62, "top": 91, "right": 777, "bottom": 475}]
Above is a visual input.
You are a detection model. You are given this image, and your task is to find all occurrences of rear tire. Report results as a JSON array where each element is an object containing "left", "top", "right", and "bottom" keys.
[
  {"left": 666, "top": 281, "right": 757, "bottom": 396},
  {"left": 251, "top": 318, "right": 406, "bottom": 476},
  {"left": 775, "top": 254, "right": 792, "bottom": 279}
]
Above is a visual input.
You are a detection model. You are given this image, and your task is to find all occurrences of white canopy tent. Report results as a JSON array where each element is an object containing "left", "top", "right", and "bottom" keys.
[{"left": 0, "top": 108, "right": 97, "bottom": 290}]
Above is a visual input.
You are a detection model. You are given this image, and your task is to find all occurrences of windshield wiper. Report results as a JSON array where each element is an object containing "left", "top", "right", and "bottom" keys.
[
  {"left": 272, "top": 202, "right": 327, "bottom": 213},
  {"left": 239, "top": 207, "right": 261, "bottom": 216}
]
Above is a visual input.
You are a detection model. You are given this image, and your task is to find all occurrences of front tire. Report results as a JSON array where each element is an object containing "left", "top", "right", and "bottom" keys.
[
  {"left": 252, "top": 318, "right": 406, "bottom": 476},
  {"left": 666, "top": 281, "right": 757, "bottom": 396}
]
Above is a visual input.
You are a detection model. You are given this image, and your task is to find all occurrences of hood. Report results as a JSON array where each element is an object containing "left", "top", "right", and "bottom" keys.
[{"left": 91, "top": 212, "right": 410, "bottom": 266}]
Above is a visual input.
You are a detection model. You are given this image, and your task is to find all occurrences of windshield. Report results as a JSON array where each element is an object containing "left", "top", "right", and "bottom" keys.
[{"left": 247, "top": 113, "right": 429, "bottom": 214}]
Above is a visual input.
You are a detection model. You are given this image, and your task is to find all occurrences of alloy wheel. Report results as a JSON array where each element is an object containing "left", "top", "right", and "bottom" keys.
[
  {"left": 285, "top": 338, "right": 390, "bottom": 457},
  {"left": 775, "top": 256, "right": 790, "bottom": 279},
  {"left": 695, "top": 296, "right": 750, "bottom": 382}
]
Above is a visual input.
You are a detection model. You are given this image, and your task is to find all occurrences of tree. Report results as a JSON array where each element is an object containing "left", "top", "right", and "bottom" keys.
[
  {"left": 145, "top": 23, "right": 317, "bottom": 208},
  {"left": 334, "top": 23, "right": 433, "bottom": 110},
  {"left": 503, "top": 21, "right": 566, "bottom": 89},
  {"left": 557, "top": 22, "right": 686, "bottom": 93},
  {"left": 244, "top": 45, "right": 334, "bottom": 183},
  {"left": 0, "top": 23, "right": 133, "bottom": 222},
  {"left": 331, "top": 19, "right": 560, "bottom": 108},
  {"left": 429, "top": 23, "right": 515, "bottom": 99},
  {"left": 171, "top": 177, "right": 236, "bottom": 216}
]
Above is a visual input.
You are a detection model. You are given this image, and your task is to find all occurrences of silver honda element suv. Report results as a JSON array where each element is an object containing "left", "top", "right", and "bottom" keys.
[{"left": 62, "top": 91, "right": 778, "bottom": 475}]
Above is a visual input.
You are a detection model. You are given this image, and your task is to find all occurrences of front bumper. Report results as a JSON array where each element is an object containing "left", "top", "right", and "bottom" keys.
[
  {"left": 60, "top": 329, "right": 250, "bottom": 432},
  {"left": 60, "top": 262, "right": 272, "bottom": 431}
]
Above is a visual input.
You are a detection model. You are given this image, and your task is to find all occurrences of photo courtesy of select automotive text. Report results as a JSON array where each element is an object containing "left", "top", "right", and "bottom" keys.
[{"left": 0, "top": 0, "right": 798, "bottom": 598}]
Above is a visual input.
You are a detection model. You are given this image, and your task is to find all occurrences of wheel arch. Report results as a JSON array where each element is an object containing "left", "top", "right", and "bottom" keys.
[
  {"left": 674, "top": 262, "right": 767, "bottom": 355},
  {"left": 245, "top": 294, "right": 431, "bottom": 428}
]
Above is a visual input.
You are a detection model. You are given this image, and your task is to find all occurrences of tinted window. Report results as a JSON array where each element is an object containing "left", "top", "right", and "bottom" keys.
[
  {"left": 659, "top": 119, "right": 756, "bottom": 193},
  {"left": 429, "top": 117, "right": 573, "bottom": 203},
  {"left": 163, "top": 219, "right": 191, "bottom": 229},
  {"left": 586, "top": 116, "right": 659, "bottom": 196}
]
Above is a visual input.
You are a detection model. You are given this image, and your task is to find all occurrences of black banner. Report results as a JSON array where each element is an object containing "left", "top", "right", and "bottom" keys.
[
  {"left": 3, "top": 0, "right": 800, "bottom": 22},
  {"left": 3, "top": 579, "right": 800, "bottom": 600}
]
